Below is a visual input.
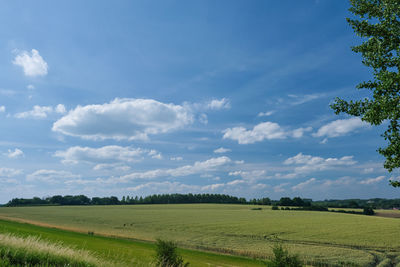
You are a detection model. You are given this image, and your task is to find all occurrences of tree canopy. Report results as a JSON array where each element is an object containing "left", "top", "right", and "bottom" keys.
[{"left": 331, "top": 0, "right": 400, "bottom": 187}]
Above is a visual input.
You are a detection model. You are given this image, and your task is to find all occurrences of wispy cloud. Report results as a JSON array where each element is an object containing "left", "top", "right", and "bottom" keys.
[
  {"left": 118, "top": 156, "right": 232, "bottom": 182},
  {"left": 359, "top": 175, "right": 386, "bottom": 185},
  {"left": 55, "top": 145, "right": 161, "bottom": 165},
  {"left": 214, "top": 147, "right": 231, "bottom": 154},
  {"left": 27, "top": 169, "right": 80, "bottom": 183},
  {"left": 258, "top": 111, "right": 275, "bottom": 117}
]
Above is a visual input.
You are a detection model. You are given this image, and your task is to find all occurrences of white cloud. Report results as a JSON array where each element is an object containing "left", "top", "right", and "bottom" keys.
[
  {"left": 313, "top": 117, "right": 368, "bottom": 138},
  {"left": 274, "top": 183, "right": 289, "bottom": 193},
  {"left": 362, "top": 167, "right": 374, "bottom": 174},
  {"left": 52, "top": 98, "right": 193, "bottom": 141},
  {"left": 291, "top": 178, "right": 316, "bottom": 191},
  {"left": 258, "top": 111, "right": 275, "bottom": 117},
  {"left": 229, "top": 170, "right": 266, "bottom": 181},
  {"left": 127, "top": 181, "right": 200, "bottom": 193},
  {"left": 288, "top": 94, "right": 322, "bottom": 105},
  {"left": 359, "top": 175, "right": 386, "bottom": 185},
  {"left": 170, "top": 156, "right": 183, "bottom": 161},
  {"left": 206, "top": 98, "right": 230, "bottom": 110},
  {"left": 14, "top": 104, "right": 65, "bottom": 119},
  {"left": 55, "top": 104, "right": 66, "bottom": 114},
  {"left": 93, "top": 163, "right": 131, "bottom": 172},
  {"left": 6, "top": 148, "right": 24, "bottom": 159},
  {"left": 322, "top": 176, "right": 353, "bottom": 187},
  {"left": 223, "top": 121, "right": 309, "bottom": 144},
  {"left": 148, "top": 149, "right": 163, "bottom": 159},
  {"left": 0, "top": 168, "right": 22, "bottom": 177},
  {"left": 27, "top": 84, "right": 35, "bottom": 90},
  {"left": 214, "top": 147, "right": 231, "bottom": 154},
  {"left": 119, "top": 156, "right": 231, "bottom": 181},
  {"left": 13, "top": 49, "right": 48, "bottom": 77},
  {"left": 0, "top": 106, "right": 5, "bottom": 113},
  {"left": 291, "top": 127, "right": 312, "bottom": 138},
  {"left": 54, "top": 145, "right": 158, "bottom": 165},
  {"left": 199, "top": 113, "right": 208, "bottom": 124},
  {"left": 26, "top": 169, "right": 80, "bottom": 183},
  {"left": 284, "top": 153, "right": 356, "bottom": 176}
]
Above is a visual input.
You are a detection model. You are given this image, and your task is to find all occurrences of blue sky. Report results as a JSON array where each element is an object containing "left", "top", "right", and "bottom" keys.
[{"left": 0, "top": 0, "right": 398, "bottom": 203}]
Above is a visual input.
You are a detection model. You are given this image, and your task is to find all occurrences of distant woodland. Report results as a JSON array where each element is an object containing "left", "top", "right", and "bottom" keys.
[{"left": 3, "top": 194, "right": 400, "bottom": 209}]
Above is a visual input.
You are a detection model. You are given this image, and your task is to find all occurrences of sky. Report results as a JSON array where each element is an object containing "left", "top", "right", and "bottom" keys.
[{"left": 0, "top": 0, "right": 399, "bottom": 203}]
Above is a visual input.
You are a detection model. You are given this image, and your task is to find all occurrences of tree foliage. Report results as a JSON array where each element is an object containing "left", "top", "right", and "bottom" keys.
[{"left": 330, "top": 0, "right": 400, "bottom": 186}]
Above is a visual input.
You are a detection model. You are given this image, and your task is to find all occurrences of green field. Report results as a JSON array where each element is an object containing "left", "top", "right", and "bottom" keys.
[{"left": 0, "top": 204, "right": 399, "bottom": 266}]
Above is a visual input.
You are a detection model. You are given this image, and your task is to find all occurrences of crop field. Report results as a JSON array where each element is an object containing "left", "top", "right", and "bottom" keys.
[{"left": 0, "top": 204, "right": 399, "bottom": 266}]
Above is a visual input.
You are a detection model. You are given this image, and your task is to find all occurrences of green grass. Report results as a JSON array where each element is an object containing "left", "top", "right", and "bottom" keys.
[
  {"left": 0, "top": 232, "right": 108, "bottom": 267},
  {"left": 0, "top": 219, "right": 265, "bottom": 267},
  {"left": 0, "top": 204, "right": 399, "bottom": 266}
]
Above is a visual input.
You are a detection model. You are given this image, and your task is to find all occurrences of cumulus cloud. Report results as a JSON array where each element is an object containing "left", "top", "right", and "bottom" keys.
[
  {"left": 52, "top": 98, "right": 193, "bottom": 141},
  {"left": 55, "top": 104, "right": 66, "bottom": 114},
  {"left": 291, "top": 178, "right": 316, "bottom": 191},
  {"left": 13, "top": 49, "right": 48, "bottom": 77},
  {"left": 170, "top": 156, "right": 183, "bottom": 161},
  {"left": 359, "top": 175, "right": 386, "bottom": 185},
  {"left": 55, "top": 145, "right": 160, "bottom": 165},
  {"left": 119, "top": 156, "right": 231, "bottom": 182},
  {"left": 223, "top": 121, "right": 309, "bottom": 144},
  {"left": 206, "top": 98, "right": 230, "bottom": 110},
  {"left": 284, "top": 153, "right": 356, "bottom": 176},
  {"left": 26, "top": 169, "right": 80, "bottom": 183},
  {"left": 15, "top": 104, "right": 65, "bottom": 119},
  {"left": 0, "top": 106, "right": 5, "bottom": 113},
  {"left": 214, "top": 147, "right": 231, "bottom": 154},
  {"left": 6, "top": 148, "right": 24, "bottom": 159},
  {"left": 313, "top": 117, "right": 368, "bottom": 138},
  {"left": 223, "top": 122, "right": 286, "bottom": 144},
  {"left": 0, "top": 168, "right": 22, "bottom": 177}
]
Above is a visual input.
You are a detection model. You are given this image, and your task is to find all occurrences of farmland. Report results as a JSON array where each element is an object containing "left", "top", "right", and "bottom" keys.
[{"left": 0, "top": 204, "right": 399, "bottom": 266}]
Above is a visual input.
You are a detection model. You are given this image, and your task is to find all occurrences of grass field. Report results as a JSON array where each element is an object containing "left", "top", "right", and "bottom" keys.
[
  {"left": 0, "top": 219, "right": 264, "bottom": 266},
  {"left": 0, "top": 204, "right": 399, "bottom": 266}
]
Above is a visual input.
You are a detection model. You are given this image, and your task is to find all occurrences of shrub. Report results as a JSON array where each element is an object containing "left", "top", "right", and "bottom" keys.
[
  {"left": 363, "top": 207, "right": 375, "bottom": 216},
  {"left": 377, "top": 258, "right": 391, "bottom": 267},
  {"left": 155, "top": 239, "right": 189, "bottom": 267},
  {"left": 272, "top": 206, "right": 279, "bottom": 210},
  {"left": 266, "top": 243, "right": 302, "bottom": 267}
]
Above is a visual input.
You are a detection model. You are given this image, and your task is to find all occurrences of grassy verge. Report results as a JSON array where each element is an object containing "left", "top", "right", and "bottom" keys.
[
  {"left": 0, "top": 233, "right": 111, "bottom": 267},
  {"left": 0, "top": 219, "right": 265, "bottom": 266}
]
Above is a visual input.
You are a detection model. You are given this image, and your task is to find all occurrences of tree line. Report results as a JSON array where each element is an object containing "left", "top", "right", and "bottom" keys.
[{"left": 3, "top": 194, "right": 400, "bottom": 209}]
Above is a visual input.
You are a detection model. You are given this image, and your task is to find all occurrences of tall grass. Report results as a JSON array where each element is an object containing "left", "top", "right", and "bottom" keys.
[{"left": 0, "top": 233, "right": 111, "bottom": 266}]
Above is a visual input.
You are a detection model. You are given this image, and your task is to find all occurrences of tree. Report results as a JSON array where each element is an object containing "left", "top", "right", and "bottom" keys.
[{"left": 330, "top": 0, "right": 400, "bottom": 187}]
